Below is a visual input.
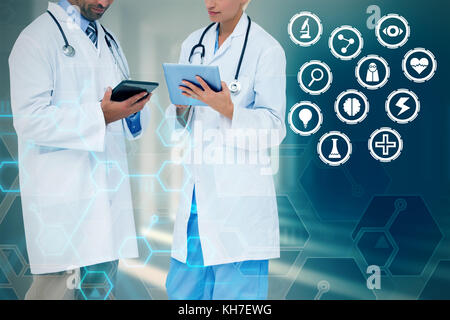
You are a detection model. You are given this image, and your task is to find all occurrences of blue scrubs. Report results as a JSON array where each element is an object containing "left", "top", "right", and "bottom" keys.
[{"left": 166, "top": 189, "right": 269, "bottom": 300}]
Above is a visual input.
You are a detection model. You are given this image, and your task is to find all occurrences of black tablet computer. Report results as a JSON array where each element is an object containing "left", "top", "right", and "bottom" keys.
[{"left": 111, "top": 80, "right": 159, "bottom": 102}]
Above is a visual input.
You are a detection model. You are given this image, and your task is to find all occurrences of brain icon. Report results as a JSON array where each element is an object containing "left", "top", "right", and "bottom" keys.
[{"left": 343, "top": 98, "right": 361, "bottom": 117}]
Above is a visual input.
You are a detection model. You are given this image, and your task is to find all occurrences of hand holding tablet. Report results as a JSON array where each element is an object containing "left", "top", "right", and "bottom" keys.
[
  {"left": 111, "top": 80, "right": 159, "bottom": 102},
  {"left": 163, "top": 63, "right": 222, "bottom": 107},
  {"left": 101, "top": 80, "right": 159, "bottom": 124}
]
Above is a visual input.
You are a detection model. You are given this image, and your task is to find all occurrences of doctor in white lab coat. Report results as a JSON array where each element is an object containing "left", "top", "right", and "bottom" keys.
[
  {"left": 165, "top": 0, "right": 286, "bottom": 300},
  {"left": 9, "top": 0, "right": 151, "bottom": 300}
]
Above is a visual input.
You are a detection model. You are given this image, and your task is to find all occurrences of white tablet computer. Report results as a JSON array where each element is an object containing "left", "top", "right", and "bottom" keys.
[{"left": 163, "top": 63, "right": 222, "bottom": 107}]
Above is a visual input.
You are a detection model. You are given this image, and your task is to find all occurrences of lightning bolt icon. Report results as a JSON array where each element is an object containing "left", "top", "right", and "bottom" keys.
[{"left": 395, "top": 97, "right": 410, "bottom": 116}]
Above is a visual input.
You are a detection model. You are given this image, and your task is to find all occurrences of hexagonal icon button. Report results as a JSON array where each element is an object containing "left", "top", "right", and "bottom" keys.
[{"left": 356, "top": 231, "right": 395, "bottom": 268}]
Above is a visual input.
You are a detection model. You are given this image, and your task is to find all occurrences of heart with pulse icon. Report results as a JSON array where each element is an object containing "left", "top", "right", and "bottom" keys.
[{"left": 410, "top": 57, "right": 429, "bottom": 74}]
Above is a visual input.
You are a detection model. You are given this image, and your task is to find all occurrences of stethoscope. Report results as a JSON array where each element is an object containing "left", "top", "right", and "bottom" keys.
[
  {"left": 47, "top": 10, "right": 130, "bottom": 80},
  {"left": 188, "top": 15, "right": 251, "bottom": 95}
]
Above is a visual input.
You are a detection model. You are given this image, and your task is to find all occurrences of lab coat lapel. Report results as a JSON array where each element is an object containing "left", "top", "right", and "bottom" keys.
[
  {"left": 207, "top": 12, "right": 248, "bottom": 66},
  {"left": 48, "top": 2, "right": 101, "bottom": 57},
  {"left": 96, "top": 20, "right": 104, "bottom": 57},
  {"left": 202, "top": 24, "right": 217, "bottom": 65}
]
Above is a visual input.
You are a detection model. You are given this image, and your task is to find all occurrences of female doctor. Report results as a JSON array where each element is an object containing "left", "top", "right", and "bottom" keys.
[{"left": 165, "top": 0, "right": 286, "bottom": 300}]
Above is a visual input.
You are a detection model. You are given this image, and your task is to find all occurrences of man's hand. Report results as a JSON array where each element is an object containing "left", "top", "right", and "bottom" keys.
[
  {"left": 180, "top": 76, "right": 234, "bottom": 120},
  {"left": 101, "top": 87, "right": 152, "bottom": 125}
]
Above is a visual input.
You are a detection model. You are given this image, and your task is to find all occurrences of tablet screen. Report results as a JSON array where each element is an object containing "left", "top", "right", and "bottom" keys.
[
  {"left": 111, "top": 80, "right": 159, "bottom": 102},
  {"left": 163, "top": 63, "right": 222, "bottom": 107}
]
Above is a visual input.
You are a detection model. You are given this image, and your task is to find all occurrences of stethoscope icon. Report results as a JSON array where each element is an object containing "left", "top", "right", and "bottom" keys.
[{"left": 308, "top": 68, "right": 324, "bottom": 87}]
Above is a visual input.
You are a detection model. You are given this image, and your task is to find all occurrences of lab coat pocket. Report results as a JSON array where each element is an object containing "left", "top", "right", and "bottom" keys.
[
  {"left": 58, "top": 59, "right": 95, "bottom": 92},
  {"left": 32, "top": 148, "right": 95, "bottom": 205},
  {"left": 213, "top": 160, "right": 275, "bottom": 198}
]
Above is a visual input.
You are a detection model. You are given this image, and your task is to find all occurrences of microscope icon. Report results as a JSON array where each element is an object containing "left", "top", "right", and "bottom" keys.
[{"left": 300, "top": 18, "right": 311, "bottom": 39}]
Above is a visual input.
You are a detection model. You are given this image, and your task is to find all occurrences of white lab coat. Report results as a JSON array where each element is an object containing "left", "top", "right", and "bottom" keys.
[
  {"left": 8, "top": 2, "right": 150, "bottom": 274},
  {"left": 165, "top": 13, "right": 286, "bottom": 266}
]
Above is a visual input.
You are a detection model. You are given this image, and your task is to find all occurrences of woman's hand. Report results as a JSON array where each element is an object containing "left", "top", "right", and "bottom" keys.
[{"left": 180, "top": 76, "right": 234, "bottom": 120}]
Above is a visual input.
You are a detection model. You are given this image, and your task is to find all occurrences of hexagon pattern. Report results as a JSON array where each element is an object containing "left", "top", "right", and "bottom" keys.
[
  {"left": 353, "top": 196, "right": 443, "bottom": 276},
  {"left": 300, "top": 142, "right": 390, "bottom": 221},
  {"left": 286, "top": 258, "right": 376, "bottom": 300}
]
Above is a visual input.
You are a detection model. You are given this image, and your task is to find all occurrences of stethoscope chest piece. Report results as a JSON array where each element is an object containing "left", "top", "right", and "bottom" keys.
[
  {"left": 229, "top": 80, "right": 242, "bottom": 95},
  {"left": 63, "top": 44, "right": 75, "bottom": 57}
]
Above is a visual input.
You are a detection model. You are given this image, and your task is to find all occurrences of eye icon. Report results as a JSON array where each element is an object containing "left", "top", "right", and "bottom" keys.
[{"left": 382, "top": 25, "right": 404, "bottom": 37}]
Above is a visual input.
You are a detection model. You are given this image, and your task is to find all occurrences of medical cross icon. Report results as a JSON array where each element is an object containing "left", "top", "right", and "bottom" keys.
[
  {"left": 374, "top": 134, "right": 397, "bottom": 156},
  {"left": 369, "top": 128, "right": 403, "bottom": 162}
]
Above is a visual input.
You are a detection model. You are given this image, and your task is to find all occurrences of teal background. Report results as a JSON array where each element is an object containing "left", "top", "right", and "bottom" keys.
[{"left": 0, "top": 0, "right": 449, "bottom": 299}]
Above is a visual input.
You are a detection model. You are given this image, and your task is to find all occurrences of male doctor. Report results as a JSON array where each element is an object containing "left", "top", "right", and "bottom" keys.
[{"left": 9, "top": 0, "right": 151, "bottom": 300}]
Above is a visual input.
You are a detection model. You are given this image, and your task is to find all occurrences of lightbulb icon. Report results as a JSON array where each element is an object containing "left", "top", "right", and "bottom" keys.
[{"left": 299, "top": 108, "right": 313, "bottom": 128}]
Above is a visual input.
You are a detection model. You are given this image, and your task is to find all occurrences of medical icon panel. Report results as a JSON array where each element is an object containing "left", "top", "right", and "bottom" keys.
[
  {"left": 298, "top": 60, "right": 333, "bottom": 95},
  {"left": 288, "top": 101, "right": 323, "bottom": 136},
  {"left": 356, "top": 55, "right": 390, "bottom": 90},
  {"left": 288, "top": 12, "right": 323, "bottom": 47},
  {"left": 288, "top": 12, "right": 435, "bottom": 165},
  {"left": 329, "top": 26, "right": 364, "bottom": 60}
]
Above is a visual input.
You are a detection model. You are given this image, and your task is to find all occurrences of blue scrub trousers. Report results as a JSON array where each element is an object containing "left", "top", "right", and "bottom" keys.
[{"left": 166, "top": 190, "right": 269, "bottom": 300}]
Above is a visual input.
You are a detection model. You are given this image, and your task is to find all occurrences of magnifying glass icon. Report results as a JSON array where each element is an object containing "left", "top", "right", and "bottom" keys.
[{"left": 308, "top": 68, "right": 324, "bottom": 87}]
